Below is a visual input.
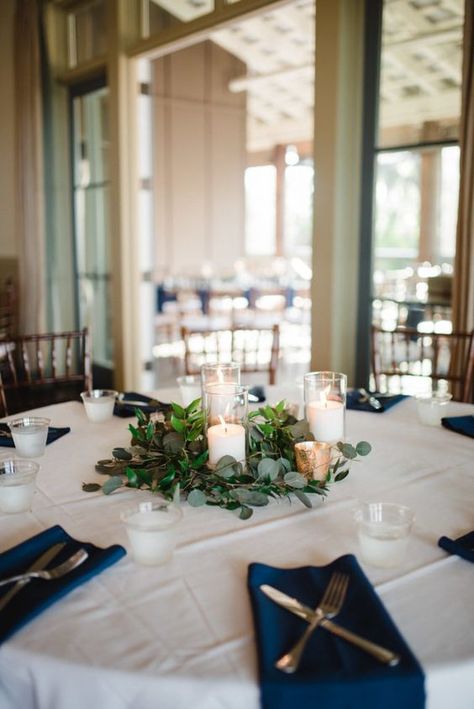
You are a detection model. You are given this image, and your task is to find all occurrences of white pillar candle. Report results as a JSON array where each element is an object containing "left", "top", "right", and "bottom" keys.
[
  {"left": 81, "top": 390, "right": 117, "bottom": 422},
  {"left": 307, "top": 388, "right": 344, "bottom": 443},
  {"left": 207, "top": 421, "right": 246, "bottom": 466}
]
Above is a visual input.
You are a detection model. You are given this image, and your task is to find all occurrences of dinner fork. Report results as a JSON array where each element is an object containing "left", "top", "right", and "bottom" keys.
[
  {"left": 275, "top": 572, "right": 349, "bottom": 673},
  {"left": 0, "top": 549, "right": 89, "bottom": 587}
]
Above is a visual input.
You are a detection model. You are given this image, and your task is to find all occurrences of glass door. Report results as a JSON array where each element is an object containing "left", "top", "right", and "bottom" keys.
[{"left": 70, "top": 77, "right": 113, "bottom": 387}]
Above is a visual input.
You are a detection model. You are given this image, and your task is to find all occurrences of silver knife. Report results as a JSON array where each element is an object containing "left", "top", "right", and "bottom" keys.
[
  {"left": 260, "top": 584, "right": 400, "bottom": 666},
  {"left": 0, "top": 542, "right": 66, "bottom": 613}
]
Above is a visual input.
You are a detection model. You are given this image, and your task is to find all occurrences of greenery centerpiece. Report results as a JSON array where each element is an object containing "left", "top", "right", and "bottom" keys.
[{"left": 83, "top": 399, "right": 371, "bottom": 520}]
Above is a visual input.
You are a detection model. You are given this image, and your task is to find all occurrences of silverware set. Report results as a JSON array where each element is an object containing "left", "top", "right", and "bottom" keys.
[
  {"left": 0, "top": 544, "right": 89, "bottom": 611},
  {"left": 261, "top": 571, "right": 401, "bottom": 672}
]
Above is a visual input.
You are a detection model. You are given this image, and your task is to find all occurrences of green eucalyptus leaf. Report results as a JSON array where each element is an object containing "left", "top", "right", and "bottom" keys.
[
  {"left": 112, "top": 448, "right": 132, "bottom": 461},
  {"left": 356, "top": 441, "right": 372, "bottom": 456},
  {"left": 239, "top": 505, "right": 253, "bottom": 520},
  {"left": 257, "top": 458, "right": 280, "bottom": 481},
  {"left": 277, "top": 457, "right": 292, "bottom": 473},
  {"left": 187, "top": 489, "right": 207, "bottom": 507},
  {"left": 102, "top": 476, "right": 123, "bottom": 495},
  {"left": 236, "top": 489, "right": 268, "bottom": 506},
  {"left": 284, "top": 471, "right": 307, "bottom": 489},
  {"left": 335, "top": 468, "right": 349, "bottom": 482},
  {"left": 338, "top": 442, "right": 357, "bottom": 459},
  {"left": 82, "top": 482, "right": 101, "bottom": 493},
  {"left": 249, "top": 426, "right": 264, "bottom": 442},
  {"left": 257, "top": 423, "right": 274, "bottom": 436},
  {"left": 293, "top": 489, "right": 312, "bottom": 508}
]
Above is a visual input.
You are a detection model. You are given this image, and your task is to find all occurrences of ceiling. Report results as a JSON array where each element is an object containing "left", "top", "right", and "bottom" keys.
[{"left": 151, "top": 0, "right": 464, "bottom": 152}]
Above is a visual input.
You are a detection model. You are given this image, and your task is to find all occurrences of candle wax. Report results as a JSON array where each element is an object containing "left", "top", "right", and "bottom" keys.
[
  {"left": 207, "top": 423, "right": 246, "bottom": 466},
  {"left": 0, "top": 480, "right": 36, "bottom": 513},
  {"left": 307, "top": 400, "right": 344, "bottom": 442},
  {"left": 84, "top": 398, "right": 115, "bottom": 423}
]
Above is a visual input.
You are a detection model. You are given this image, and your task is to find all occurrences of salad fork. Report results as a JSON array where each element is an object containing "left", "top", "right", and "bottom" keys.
[
  {"left": 276, "top": 572, "right": 349, "bottom": 673},
  {"left": 0, "top": 549, "right": 88, "bottom": 587}
]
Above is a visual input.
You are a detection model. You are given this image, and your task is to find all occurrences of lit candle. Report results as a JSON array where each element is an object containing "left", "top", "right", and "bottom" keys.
[
  {"left": 307, "top": 386, "right": 344, "bottom": 443},
  {"left": 207, "top": 416, "right": 246, "bottom": 466}
]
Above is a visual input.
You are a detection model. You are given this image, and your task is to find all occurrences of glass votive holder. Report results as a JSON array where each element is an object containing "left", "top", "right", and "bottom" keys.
[
  {"left": 294, "top": 441, "right": 331, "bottom": 481},
  {"left": 8, "top": 417, "right": 50, "bottom": 458},
  {"left": 201, "top": 361, "right": 240, "bottom": 399},
  {"left": 81, "top": 389, "right": 118, "bottom": 423},
  {"left": 203, "top": 383, "right": 248, "bottom": 467},
  {"left": 121, "top": 500, "right": 183, "bottom": 566},
  {"left": 416, "top": 392, "right": 452, "bottom": 426},
  {"left": 304, "top": 371, "right": 347, "bottom": 443},
  {"left": 177, "top": 375, "right": 202, "bottom": 407},
  {"left": 355, "top": 502, "right": 414, "bottom": 569},
  {"left": 0, "top": 459, "right": 39, "bottom": 513}
]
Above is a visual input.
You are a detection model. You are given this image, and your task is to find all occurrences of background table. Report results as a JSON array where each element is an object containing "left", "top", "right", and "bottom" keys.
[{"left": 0, "top": 389, "right": 473, "bottom": 709}]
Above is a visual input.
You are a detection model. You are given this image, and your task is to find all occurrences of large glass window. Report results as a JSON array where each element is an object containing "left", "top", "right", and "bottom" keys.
[
  {"left": 245, "top": 166, "right": 276, "bottom": 256},
  {"left": 71, "top": 80, "right": 113, "bottom": 384}
]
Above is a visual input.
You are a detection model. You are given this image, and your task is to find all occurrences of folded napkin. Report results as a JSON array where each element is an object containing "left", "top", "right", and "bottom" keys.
[
  {"left": 441, "top": 415, "right": 474, "bottom": 439},
  {"left": 248, "top": 555, "right": 425, "bottom": 709},
  {"left": 114, "top": 392, "right": 171, "bottom": 418},
  {"left": 249, "top": 386, "right": 266, "bottom": 403},
  {"left": 0, "top": 423, "right": 70, "bottom": 448},
  {"left": 0, "top": 525, "right": 125, "bottom": 643},
  {"left": 346, "top": 391, "right": 407, "bottom": 413},
  {"left": 438, "top": 531, "right": 474, "bottom": 563}
]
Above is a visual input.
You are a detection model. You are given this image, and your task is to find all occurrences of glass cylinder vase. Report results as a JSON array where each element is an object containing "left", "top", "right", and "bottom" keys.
[
  {"left": 203, "top": 383, "right": 248, "bottom": 467},
  {"left": 304, "top": 371, "right": 347, "bottom": 443},
  {"left": 200, "top": 361, "right": 241, "bottom": 400}
]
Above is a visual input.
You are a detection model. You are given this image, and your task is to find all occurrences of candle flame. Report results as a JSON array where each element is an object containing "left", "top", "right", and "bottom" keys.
[{"left": 320, "top": 385, "right": 331, "bottom": 408}]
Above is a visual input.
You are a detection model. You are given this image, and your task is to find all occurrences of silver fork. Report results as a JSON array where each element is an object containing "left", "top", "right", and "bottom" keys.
[
  {"left": 0, "top": 549, "right": 89, "bottom": 587},
  {"left": 275, "top": 572, "right": 349, "bottom": 674}
]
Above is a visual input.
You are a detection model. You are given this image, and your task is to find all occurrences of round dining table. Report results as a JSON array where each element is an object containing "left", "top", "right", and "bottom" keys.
[{"left": 0, "top": 387, "right": 473, "bottom": 709}]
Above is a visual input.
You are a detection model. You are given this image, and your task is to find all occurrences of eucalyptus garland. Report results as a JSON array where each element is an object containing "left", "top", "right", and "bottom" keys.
[{"left": 82, "top": 398, "right": 371, "bottom": 520}]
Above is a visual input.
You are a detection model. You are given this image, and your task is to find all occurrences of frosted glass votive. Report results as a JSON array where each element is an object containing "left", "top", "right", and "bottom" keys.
[
  {"left": 121, "top": 500, "right": 183, "bottom": 566},
  {"left": 81, "top": 389, "right": 118, "bottom": 423},
  {"left": 416, "top": 393, "right": 452, "bottom": 426},
  {"left": 8, "top": 417, "right": 50, "bottom": 458},
  {"left": 355, "top": 502, "right": 414, "bottom": 569},
  {"left": 0, "top": 459, "right": 39, "bottom": 513}
]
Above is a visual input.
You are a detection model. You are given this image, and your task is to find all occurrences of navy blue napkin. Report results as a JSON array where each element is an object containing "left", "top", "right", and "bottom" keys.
[
  {"left": 347, "top": 391, "right": 407, "bottom": 413},
  {"left": 441, "top": 415, "right": 474, "bottom": 439},
  {"left": 248, "top": 555, "right": 425, "bottom": 709},
  {"left": 114, "top": 392, "right": 171, "bottom": 418},
  {"left": 0, "top": 423, "right": 70, "bottom": 448},
  {"left": 249, "top": 386, "right": 266, "bottom": 403},
  {"left": 438, "top": 531, "right": 474, "bottom": 563},
  {"left": 0, "top": 525, "right": 125, "bottom": 643}
]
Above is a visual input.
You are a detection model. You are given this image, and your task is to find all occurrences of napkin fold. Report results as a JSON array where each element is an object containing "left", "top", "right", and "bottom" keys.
[
  {"left": 114, "top": 392, "right": 171, "bottom": 418},
  {"left": 441, "top": 415, "right": 474, "bottom": 439},
  {"left": 438, "top": 531, "right": 474, "bottom": 563},
  {"left": 0, "top": 525, "right": 125, "bottom": 643},
  {"left": 0, "top": 423, "right": 70, "bottom": 448},
  {"left": 249, "top": 386, "right": 266, "bottom": 403},
  {"left": 346, "top": 391, "right": 407, "bottom": 413},
  {"left": 248, "top": 555, "right": 425, "bottom": 709}
]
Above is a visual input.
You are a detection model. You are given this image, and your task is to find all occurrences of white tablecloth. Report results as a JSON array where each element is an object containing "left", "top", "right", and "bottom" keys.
[{"left": 0, "top": 389, "right": 473, "bottom": 709}]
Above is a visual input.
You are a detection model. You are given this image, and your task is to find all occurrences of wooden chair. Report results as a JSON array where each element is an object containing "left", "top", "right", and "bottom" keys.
[
  {"left": 0, "top": 278, "right": 17, "bottom": 339},
  {"left": 181, "top": 325, "right": 280, "bottom": 385},
  {"left": 0, "top": 328, "right": 92, "bottom": 416},
  {"left": 371, "top": 325, "right": 474, "bottom": 402}
]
